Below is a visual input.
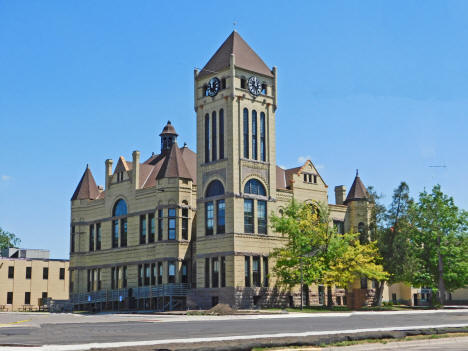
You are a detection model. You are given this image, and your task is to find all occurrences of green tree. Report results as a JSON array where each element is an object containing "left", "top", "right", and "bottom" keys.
[
  {"left": 409, "top": 185, "right": 468, "bottom": 305},
  {"left": 0, "top": 227, "right": 21, "bottom": 250},
  {"left": 270, "top": 200, "right": 388, "bottom": 307},
  {"left": 370, "top": 182, "right": 415, "bottom": 305}
]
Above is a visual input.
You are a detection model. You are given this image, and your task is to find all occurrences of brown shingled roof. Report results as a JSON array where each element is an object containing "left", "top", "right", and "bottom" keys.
[
  {"left": 156, "top": 142, "right": 192, "bottom": 180},
  {"left": 71, "top": 166, "right": 99, "bottom": 201},
  {"left": 198, "top": 31, "right": 273, "bottom": 78},
  {"left": 344, "top": 172, "right": 369, "bottom": 204}
]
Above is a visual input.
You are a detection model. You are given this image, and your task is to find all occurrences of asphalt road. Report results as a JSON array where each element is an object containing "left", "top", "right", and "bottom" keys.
[{"left": 0, "top": 310, "right": 467, "bottom": 347}]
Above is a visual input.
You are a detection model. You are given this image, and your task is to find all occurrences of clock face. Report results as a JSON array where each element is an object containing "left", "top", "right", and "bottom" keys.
[
  {"left": 248, "top": 76, "right": 262, "bottom": 96},
  {"left": 206, "top": 77, "right": 220, "bottom": 97}
]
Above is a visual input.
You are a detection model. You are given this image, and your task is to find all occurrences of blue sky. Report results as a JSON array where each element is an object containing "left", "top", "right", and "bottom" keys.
[{"left": 1, "top": 1, "right": 467, "bottom": 258}]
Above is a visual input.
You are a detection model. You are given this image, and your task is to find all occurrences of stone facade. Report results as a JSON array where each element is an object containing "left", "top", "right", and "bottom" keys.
[{"left": 69, "top": 31, "right": 373, "bottom": 310}]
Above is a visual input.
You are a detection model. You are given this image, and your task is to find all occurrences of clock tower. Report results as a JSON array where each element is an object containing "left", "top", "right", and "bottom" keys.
[{"left": 192, "top": 31, "right": 279, "bottom": 307}]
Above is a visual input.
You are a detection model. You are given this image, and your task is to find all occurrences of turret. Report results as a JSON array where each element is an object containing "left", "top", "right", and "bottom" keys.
[{"left": 159, "top": 121, "right": 178, "bottom": 152}]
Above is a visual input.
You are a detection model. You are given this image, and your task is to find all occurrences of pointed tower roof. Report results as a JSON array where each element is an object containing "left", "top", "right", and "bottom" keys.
[
  {"left": 198, "top": 31, "right": 273, "bottom": 78},
  {"left": 156, "top": 142, "right": 192, "bottom": 180},
  {"left": 71, "top": 166, "right": 99, "bottom": 201},
  {"left": 344, "top": 170, "right": 369, "bottom": 204}
]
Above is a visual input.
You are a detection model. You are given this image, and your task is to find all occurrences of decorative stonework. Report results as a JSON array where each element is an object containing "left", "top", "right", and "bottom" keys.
[
  {"left": 240, "top": 161, "right": 269, "bottom": 187},
  {"left": 202, "top": 168, "right": 226, "bottom": 187}
]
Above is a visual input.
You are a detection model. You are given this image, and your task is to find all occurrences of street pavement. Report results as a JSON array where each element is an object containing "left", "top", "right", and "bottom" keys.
[{"left": 0, "top": 310, "right": 467, "bottom": 350}]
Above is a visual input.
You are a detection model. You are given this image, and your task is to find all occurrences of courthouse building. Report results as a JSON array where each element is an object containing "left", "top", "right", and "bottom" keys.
[
  {"left": 0, "top": 248, "right": 69, "bottom": 311},
  {"left": 69, "top": 32, "right": 373, "bottom": 310}
]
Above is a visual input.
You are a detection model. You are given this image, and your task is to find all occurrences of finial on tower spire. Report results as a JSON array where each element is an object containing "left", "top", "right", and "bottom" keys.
[{"left": 356, "top": 169, "right": 359, "bottom": 177}]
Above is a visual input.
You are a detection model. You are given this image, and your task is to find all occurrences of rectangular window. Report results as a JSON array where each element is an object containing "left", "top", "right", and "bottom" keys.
[
  {"left": 252, "top": 256, "right": 261, "bottom": 287},
  {"left": 252, "top": 110, "right": 257, "bottom": 160},
  {"left": 182, "top": 208, "right": 189, "bottom": 240},
  {"left": 97, "top": 269, "right": 101, "bottom": 290},
  {"left": 8, "top": 266, "right": 14, "bottom": 279},
  {"left": 257, "top": 200, "right": 267, "bottom": 234},
  {"left": 244, "top": 199, "right": 254, "bottom": 233},
  {"left": 168, "top": 208, "right": 176, "bottom": 240},
  {"left": 120, "top": 218, "right": 127, "bottom": 247},
  {"left": 151, "top": 263, "right": 156, "bottom": 285},
  {"left": 361, "top": 277, "right": 368, "bottom": 289},
  {"left": 149, "top": 213, "right": 155, "bottom": 243},
  {"left": 7, "top": 292, "right": 13, "bottom": 305},
  {"left": 89, "top": 225, "right": 94, "bottom": 251},
  {"left": 138, "top": 265, "right": 143, "bottom": 287},
  {"left": 181, "top": 261, "right": 188, "bottom": 284},
  {"left": 122, "top": 266, "right": 127, "bottom": 288},
  {"left": 158, "top": 209, "right": 163, "bottom": 241},
  {"left": 71, "top": 225, "right": 75, "bottom": 253},
  {"left": 26, "top": 266, "right": 31, "bottom": 279},
  {"left": 24, "top": 292, "right": 31, "bottom": 305},
  {"left": 111, "top": 267, "right": 116, "bottom": 289},
  {"left": 158, "top": 262, "right": 163, "bottom": 284},
  {"left": 96, "top": 223, "right": 101, "bottom": 250},
  {"left": 43, "top": 267, "right": 48, "bottom": 280},
  {"left": 219, "top": 109, "right": 224, "bottom": 159},
  {"left": 42, "top": 292, "right": 48, "bottom": 301},
  {"left": 144, "top": 263, "right": 150, "bottom": 286},
  {"left": 112, "top": 220, "right": 119, "bottom": 248},
  {"left": 140, "top": 215, "right": 147, "bottom": 244},
  {"left": 243, "top": 108, "right": 249, "bottom": 158},
  {"left": 59, "top": 268, "right": 65, "bottom": 280},
  {"left": 245, "top": 256, "right": 251, "bottom": 287},
  {"left": 217, "top": 200, "right": 225, "bottom": 234},
  {"left": 87, "top": 269, "right": 91, "bottom": 292},
  {"left": 205, "top": 258, "right": 210, "bottom": 288},
  {"left": 212, "top": 257, "right": 219, "bottom": 288},
  {"left": 212, "top": 111, "right": 217, "bottom": 161},
  {"left": 333, "top": 220, "right": 345, "bottom": 234},
  {"left": 168, "top": 261, "right": 176, "bottom": 284},
  {"left": 304, "top": 174, "right": 307, "bottom": 182},
  {"left": 263, "top": 257, "right": 269, "bottom": 287},
  {"left": 221, "top": 257, "right": 226, "bottom": 287},
  {"left": 206, "top": 202, "right": 214, "bottom": 235},
  {"left": 205, "top": 114, "right": 210, "bottom": 163}
]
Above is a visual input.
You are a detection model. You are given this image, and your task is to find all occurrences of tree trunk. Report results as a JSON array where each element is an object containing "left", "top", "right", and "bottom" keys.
[
  {"left": 372, "top": 281, "right": 385, "bottom": 306},
  {"left": 437, "top": 234, "right": 446, "bottom": 305},
  {"left": 327, "top": 285, "right": 334, "bottom": 307}
]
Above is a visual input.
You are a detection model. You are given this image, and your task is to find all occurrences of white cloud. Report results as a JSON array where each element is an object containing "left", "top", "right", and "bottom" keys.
[
  {"left": 297, "top": 155, "right": 312, "bottom": 164},
  {"left": 1, "top": 175, "right": 11, "bottom": 181},
  {"left": 316, "top": 164, "right": 325, "bottom": 170}
]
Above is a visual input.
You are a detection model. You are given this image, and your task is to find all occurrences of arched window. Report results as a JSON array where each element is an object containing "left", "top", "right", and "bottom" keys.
[
  {"left": 212, "top": 111, "right": 217, "bottom": 161},
  {"left": 219, "top": 109, "right": 224, "bottom": 159},
  {"left": 113, "top": 199, "right": 127, "bottom": 217},
  {"left": 206, "top": 180, "right": 225, "bottom": 197},
  {"left": 252, "top": 110, "right": 258, "bottom": 160},
  {"left": 260, "top": 112, "right": 266, "bottom": 161},
  {"left": 112, "top": 199, "right": 128, "bottom": 248},
  {"left": 205, "top": 180, "right": 225, "bottom": 236},
  {"left": 244, "top": 179, "right": 266, "bottom": 196},
  {"left": 243, "top": 108, "right": 249, "bottom": 158},
  {"left": 204, "top": 113, "right": 210, "bottom": 163}
]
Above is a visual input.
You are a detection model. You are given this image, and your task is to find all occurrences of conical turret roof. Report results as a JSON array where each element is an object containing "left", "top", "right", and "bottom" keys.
[
  {"left": 198, "top": 31, "right": 273, "bottom": 78},
  {"left": 71, "top": 166, "right": 99, "bottom": 201},
  {"left": 344, "top": 170, "right": 369, "bottom": 204},
  {"left": 159, "top": 121, "right": 178, "bottom": 136}
]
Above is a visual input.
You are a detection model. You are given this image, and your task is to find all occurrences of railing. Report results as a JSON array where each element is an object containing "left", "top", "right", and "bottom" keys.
[{"left": 71, "top": 283, "right": 189, "bottom": 305}]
